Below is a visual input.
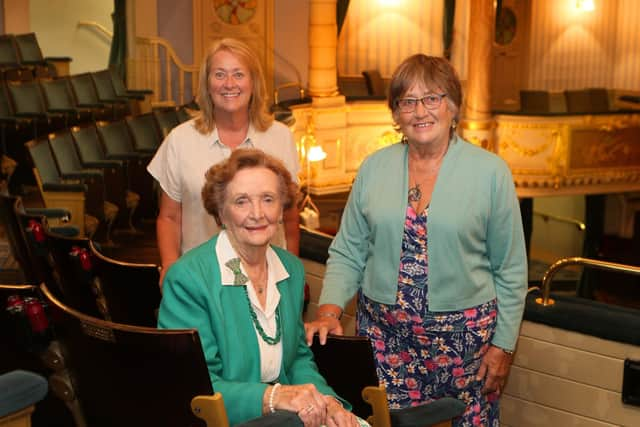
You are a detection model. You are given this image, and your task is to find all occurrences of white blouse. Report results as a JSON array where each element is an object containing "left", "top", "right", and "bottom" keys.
[{"left": 216, "top": 231, "right": 289, "bottom": 383}]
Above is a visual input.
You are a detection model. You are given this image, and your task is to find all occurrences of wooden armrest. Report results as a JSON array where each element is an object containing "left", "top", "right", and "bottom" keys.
[{"left": 191, "top": 393, "right": 230, "bottom": 427}]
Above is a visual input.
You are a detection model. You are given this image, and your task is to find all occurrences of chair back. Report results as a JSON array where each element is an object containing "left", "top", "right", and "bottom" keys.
[
  {"left": 25, "top": 137, "right": 63, "bottom": 186},
  {"left": 69, "top": 73, "right": 101, "bottom": 106},
  {"left": 44, "top": 229, "right": 104, "bottom": 319},
  {"left": 39, "top": 78, "right": 75, "bottom": 112},
  {"left": 126, "top": 112, "right": 161, "bottom": 153},
  {"left": 0, "top": 34, "right": 20, "bottom": 67},
  {"left": 176, "top": 106, "right": 193, "bottom": 123},
  {"left": 519, "top": 90, "right": 551, "bottom": 113},
  {"left": 564, "top": 88, "right": 610, "bottom": 113},
  {"left": 6, "top": 80, "right": 47, "bottom": 116},
  {"left": 153, "top": 108, "right": 180, "bottom": 138},
  {"left": 108, "top": 68, "right": 131, "bottom": 98},
  {"left": 16, "top": 210, "right": 67, "bottom": 292},
  {"left": 39, "top": 282, "right": 214, "bottom": 427},
  {"left": 88, "top": 240, "right": 161, "bottom": 327},
  {"left": 13, "top": 33, "right": 44, "bottom": 65},
  {"left": 0, "top": 284, "right": 48, "bottom": 364},
  {"left": 91, "top": 70, "right": 119, "bottom": 100},
  {"left": 311, "top": 334, "right": 379, "bottom": 419},
  {"left": 0, "top": 194, "right": 33, "bottom": 280},
  {"left": 362, "top": 70, "right": 386, "bottom": 97},
  {"left": 0, "top": 82, "right": 15, "bottom": 118},
  {"left": 588, "top": 87, "right": 610, "bottom": 111},
  {"left": 96, "top": 120, "right": 136, "bottom": 157},
  {"left": 71, "top": 124, "right": 107, "bottom": 164},
  {"left": 48, "top": 130, "right": 85, "bottom": 176}
]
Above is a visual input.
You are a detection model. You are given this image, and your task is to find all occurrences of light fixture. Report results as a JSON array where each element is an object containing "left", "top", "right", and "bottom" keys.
[
  {"left": 298, "top": 115, "right": 326, "bottom": 230},
  {"left": 576, "top": 0, "right": 595, "bottom": 12},
  {"left": 307, "top": 145, "right": 327, "bottom": 163}
]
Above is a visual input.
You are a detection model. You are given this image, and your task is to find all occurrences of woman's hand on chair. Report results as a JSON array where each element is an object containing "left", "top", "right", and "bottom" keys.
[
  {"left": 304, "top": 305, "right": 344, "bottom": 345},
  {"left": 304, "top": 316, "right": 342, "bottom": 346},
  {"left": 269, "top": 383, "right": 327, "bottom": 427},
  {"left": 323, "top": 395, "right": 360, "bottom": 427}
]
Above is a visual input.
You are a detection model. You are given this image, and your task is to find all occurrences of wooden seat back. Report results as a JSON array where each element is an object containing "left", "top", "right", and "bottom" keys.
[
  {"left": 88, "top": 240, "right": 161, "bottom": 327},
  {"left": 39, "top": 282, "right": 215, "bottom": 427}
]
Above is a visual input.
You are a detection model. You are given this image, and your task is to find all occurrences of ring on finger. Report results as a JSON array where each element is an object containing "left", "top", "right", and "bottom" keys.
[{"left": 304, "top": 404, "right": 314, "bottom": 413}]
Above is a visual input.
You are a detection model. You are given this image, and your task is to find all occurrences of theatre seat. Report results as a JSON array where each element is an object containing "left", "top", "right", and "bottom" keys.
[
  {"left": 362, "top": 70, "right": 386, "bottom": 97},
  {"left": 38, "top": 282, "right": 301, "bottom": 427},
  {"left": 0, "top": 370, "right": 48, "bottom": 427},
  {"left": 0, "top": 193, "right": 76, "bottom": 288},
  {"left": 311, "top": 335, "right": 466, "bottom": 427},
  {"left": 152, "top": 107, "right": 180, "bottom": 138},
  {"left": 24, "top": 137, "right": 91, "bottom": 236},
  {"left": 519, "top": 90, "right": 551, "bottom": 113},
  {"left": 88, "top": 240, "right": 161, "bottom": 327},
  {"left": 564, "top": 88, "right": 610, "bottom": 113},
  {"left": 96, "top": 120, "right": 155, "bottom": 219},
  {"left": 126, "top": 112, "right": 161, "bottom": 155}
]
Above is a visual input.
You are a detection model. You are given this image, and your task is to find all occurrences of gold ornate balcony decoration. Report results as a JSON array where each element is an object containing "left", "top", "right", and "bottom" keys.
[{"left": 495, "top": 112, "right": 640, "bottom": 197}]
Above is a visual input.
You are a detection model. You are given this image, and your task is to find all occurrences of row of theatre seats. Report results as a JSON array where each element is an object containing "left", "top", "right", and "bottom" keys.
[
  {"left": 0, "top": 193, "right": 465, "bottom": 426},
  {"left": 519, "top": 87, "right": 615, "bottom": 114},
  {"left": 0, "top": 32, "right": 69, "bottom": 81},
  {"left": 0, "top": 66, "right": 161, "bottom": 195},
  {"left": 22, "top": 108, "right": 191, "bottom": 243}
]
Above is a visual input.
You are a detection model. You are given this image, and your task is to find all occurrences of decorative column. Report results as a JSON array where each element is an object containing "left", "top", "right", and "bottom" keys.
[
  {"left": 308, "top": 0, "right": 339, "bottom": 99},
  {"left": 460, "top": 0, "right": 495, "bottom": 150}
]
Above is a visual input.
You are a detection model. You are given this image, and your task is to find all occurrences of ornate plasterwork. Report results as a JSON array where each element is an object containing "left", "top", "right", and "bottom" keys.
[
  {"left": 495, "top": 113, "right": 640, "bottom": 197},
  {"left": 290, "top": 103, "right": 640, "bottom": 197}
]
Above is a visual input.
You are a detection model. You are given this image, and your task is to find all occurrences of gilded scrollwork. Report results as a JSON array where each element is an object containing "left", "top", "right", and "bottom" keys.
[
  {"left": 498, "top": 126, "right": 557, "bottom": 158},
  {"left": 495, "top": 114, "right": 640, "bottom": 196}
]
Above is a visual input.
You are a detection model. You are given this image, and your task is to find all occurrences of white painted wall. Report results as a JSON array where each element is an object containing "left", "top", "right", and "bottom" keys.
[{"left": 30, "top": 0, "right": 113, "bottom": 74}]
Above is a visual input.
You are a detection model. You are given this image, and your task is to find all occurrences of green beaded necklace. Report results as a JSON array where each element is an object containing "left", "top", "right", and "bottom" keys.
[{"left": 243, "top": 286, "right": 281, "bottom": 345}]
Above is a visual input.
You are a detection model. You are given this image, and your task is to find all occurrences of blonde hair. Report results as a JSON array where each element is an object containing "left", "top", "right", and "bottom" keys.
[
  {"left": 194, "top": 38, "right": 273, "bottom": 134},
  {"left": 202, "top": 149, "right": 297, "bottom": 227}
]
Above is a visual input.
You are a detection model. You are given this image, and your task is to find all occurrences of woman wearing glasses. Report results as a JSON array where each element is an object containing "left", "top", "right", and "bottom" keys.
[{"left": 305, "top": 54, "right": 527, "bottom": 426}]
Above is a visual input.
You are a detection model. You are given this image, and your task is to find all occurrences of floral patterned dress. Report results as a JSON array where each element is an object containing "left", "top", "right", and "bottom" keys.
[{"left": 357, "top": 204, "right": 500, "bottom": 426}]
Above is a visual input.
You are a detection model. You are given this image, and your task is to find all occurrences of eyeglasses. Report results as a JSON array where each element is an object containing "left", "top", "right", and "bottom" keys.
[{"left": 395, "top": 94, "right": 447, "bottom": 113}]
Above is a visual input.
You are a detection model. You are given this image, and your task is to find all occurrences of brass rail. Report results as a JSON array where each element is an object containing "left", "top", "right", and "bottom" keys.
[
  {"left": 77, "top": 20, "right": 113, "bottom": 38},
  {"left": 533, "top": 210, "right": 586, "bottom": 231},
  {"left": 537, "top": 256, "right": 640, "bottom": 306},
  {"left": 133, "top": 36, "right": 200, "bottom": 106}
]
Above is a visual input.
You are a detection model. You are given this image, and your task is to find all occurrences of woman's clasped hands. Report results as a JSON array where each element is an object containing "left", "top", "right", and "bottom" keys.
[{"left": 266, "top": 383, "right": 360, "bottom": 427}]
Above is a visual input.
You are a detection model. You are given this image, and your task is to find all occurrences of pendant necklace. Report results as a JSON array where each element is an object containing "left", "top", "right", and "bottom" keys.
[{"left": 408, "top": 184, "right": 422, "bottom": 202}]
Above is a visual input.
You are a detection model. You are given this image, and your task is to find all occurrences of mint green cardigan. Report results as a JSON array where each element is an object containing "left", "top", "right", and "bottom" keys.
[
  {"left": 158, "top": 236, "right": 343, "bottom": 425},
  {"left": 320, "top": 136, "right": 528, "bottom": 350}
]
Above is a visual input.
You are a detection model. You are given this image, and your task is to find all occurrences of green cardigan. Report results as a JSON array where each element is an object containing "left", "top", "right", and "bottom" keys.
[
  {"left": 320, "top": 136, "right": 528, "bottom": 351},
  {"left": 158, "top": 236, "right": 343, "bottom": 425}
]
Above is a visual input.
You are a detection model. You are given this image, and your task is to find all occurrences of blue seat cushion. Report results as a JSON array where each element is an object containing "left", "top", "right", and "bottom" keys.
[{"left": 0, "top": 370, "right": 48, "bottom": 417}]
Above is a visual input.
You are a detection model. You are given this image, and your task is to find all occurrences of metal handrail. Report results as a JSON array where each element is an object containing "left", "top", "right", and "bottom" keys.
[
  {"left": 533, "top": 210, "right": 586, "bottom": 231},
  {"left": 537, "top": 256, "right": 640, "bottom": 306},
  {"left": 77, "top": 20, "right": 113, "bottom": 38},
  {"left": 133, "top": 36, "right": 200, "bottom": 106}
]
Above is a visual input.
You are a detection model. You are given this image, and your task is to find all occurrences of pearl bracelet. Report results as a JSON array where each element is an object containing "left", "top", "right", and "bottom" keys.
[{"left": 268, "top": 383, "right": 281, "bottom": 413}]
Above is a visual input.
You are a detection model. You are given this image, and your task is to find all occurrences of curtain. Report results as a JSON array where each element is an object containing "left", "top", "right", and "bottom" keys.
[
  {"left": 443, "top": 0, "right": 455, "bottom": 60},
  {"left": 337, "top": 0, "right": 350, "bottom": 36},
  {"left": 109, "top": 0, "right": 127, "bottom": 80}
]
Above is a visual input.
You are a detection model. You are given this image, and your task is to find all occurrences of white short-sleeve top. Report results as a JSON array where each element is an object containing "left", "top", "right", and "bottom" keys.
[{"left": 147, "top": 119, "right": 300, "bottom": 255}]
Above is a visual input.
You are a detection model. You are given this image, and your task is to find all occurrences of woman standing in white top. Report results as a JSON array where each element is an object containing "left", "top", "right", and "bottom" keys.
[{"left": 148, "top": 38, "right": 300, "bottom": 284}]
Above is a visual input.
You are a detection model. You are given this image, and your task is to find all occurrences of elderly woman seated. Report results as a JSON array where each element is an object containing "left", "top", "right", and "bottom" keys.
[{"left": 158, "top": 149, "right": 366, "bottom": 427}]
